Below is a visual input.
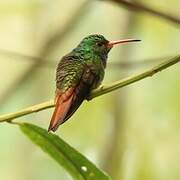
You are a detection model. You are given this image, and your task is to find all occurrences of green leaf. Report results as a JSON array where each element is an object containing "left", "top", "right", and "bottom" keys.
[{"left": 19, "top": 123, "right": 110, "bottom": 180}]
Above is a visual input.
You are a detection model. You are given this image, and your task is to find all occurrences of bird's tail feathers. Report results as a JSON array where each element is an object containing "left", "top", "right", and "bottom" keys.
[{"left": 48, "top": 88, "right": 74, "bottom": 132}]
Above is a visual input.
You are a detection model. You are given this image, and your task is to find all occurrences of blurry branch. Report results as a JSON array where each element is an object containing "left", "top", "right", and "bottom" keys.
[
  {"left": 0, "top": 1, "right": 91, "bottom": 104},
  {"left": 0, "top": 55, "right": 179, "bottom": 122},
  {"left": 0, "top": 49, "right": 54, "bottom": 67},
  {"left": 39, "top": 0, "right": 91, "bottom": 53},
  {"left": 105, "top": 0, "right": 180, "bottom": 26},
  {"left": 108, "top": 57, "right": 168, "bottom": 68},
  {"left": 0, "top": 48, "right": 173, "bottom": 69}
]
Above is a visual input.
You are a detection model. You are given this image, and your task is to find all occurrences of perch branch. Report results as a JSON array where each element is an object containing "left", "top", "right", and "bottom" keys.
[{"left": 0, "top": 55, "right": 179, "bottom": 122}]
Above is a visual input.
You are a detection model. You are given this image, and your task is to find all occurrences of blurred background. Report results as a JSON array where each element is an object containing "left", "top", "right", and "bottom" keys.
[{"left": 0, "top": 0, "right": 180, "bottom": 180}]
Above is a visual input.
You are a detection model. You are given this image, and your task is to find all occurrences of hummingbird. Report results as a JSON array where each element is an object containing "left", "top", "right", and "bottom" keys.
[{"left": 48, "top": 34, "right": 140, "bottom": 132}]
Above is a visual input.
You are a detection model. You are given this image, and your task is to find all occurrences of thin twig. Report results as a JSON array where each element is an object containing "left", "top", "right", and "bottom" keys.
[
  {"left": 0, "top": 100, "right": 54, "bottom": 123},
  {"left": 0, "top": 48, "right": 173, "bottom": 69},
  {"left": 105, "top": 0, "right": 180, "bottom": 25},
  {"left": 0, "top": 55, "right": 179, "bottom": 122},
  {"left": 88, "top": 55, "right": 180, "bottom": 99}
]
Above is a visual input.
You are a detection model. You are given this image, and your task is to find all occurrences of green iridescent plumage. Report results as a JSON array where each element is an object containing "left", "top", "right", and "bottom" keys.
[
  {"left": 48, "top": 34, "right": 140, "bottom": 131},
  {"left": 48, "top": 34, "right": 111, "bottom": 131},
  {"left": 56, "top": 34, "right": 110, "bottom": 91}
]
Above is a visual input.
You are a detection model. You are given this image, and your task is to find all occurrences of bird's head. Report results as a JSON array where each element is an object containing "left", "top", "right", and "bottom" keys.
[{"left": 76, "top": 34, "right": 140, "bottom": 57}]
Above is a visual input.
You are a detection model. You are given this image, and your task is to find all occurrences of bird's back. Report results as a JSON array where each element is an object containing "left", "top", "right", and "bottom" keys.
[{"left": 49, "top": 53, "right": 105, "bottom": 131}]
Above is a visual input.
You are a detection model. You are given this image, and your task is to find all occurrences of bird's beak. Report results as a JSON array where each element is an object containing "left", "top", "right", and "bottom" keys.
[{"left": 107, "top": 39, "right": 141, "bottom": 48}]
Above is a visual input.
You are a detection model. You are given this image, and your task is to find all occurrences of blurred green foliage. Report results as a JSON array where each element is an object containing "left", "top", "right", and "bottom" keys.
[{"left": 0, "top": 0, "right": 179, "bottom": 180}]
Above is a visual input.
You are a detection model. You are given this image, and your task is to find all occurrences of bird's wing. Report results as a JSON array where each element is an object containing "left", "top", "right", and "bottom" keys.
[{"left": 48, "top": 58, "right": 95, "bottom": 132}]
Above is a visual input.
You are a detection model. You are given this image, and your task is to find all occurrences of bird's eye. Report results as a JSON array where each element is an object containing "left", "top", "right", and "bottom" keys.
[{"left": 96, "top": 42, "right": 103, "bottom": 47}]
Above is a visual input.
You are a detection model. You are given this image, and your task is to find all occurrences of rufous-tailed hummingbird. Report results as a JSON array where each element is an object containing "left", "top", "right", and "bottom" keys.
[{"left": 48, "top": 34, "right": 140, "bottom": 132}]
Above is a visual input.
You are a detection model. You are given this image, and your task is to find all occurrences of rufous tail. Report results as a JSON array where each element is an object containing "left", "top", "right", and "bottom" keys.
[{"left": 48, "top": 88, "right": 74, "bottom": 132}]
